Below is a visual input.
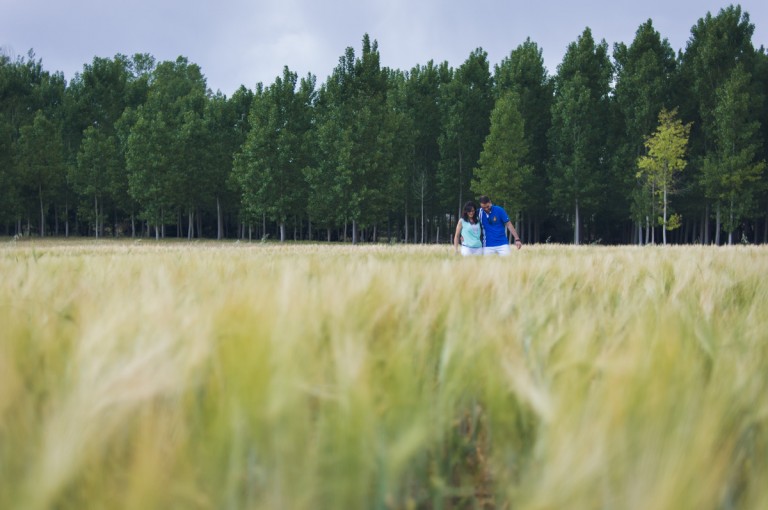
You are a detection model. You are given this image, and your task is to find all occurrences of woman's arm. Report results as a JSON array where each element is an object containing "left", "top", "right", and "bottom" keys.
[{"left": 453, "top": 221, "right": 463, "bottom": 253}]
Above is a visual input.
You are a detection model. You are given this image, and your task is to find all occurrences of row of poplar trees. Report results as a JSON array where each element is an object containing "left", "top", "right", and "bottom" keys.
[{"left": 1, "top": 5, "right": 767, "bottom": 244}]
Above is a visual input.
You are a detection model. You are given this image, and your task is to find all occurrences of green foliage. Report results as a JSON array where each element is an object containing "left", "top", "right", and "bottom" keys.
[
  {"left": 72, "top": 126, "right": 121, "bottom": 235},
  {"left": 680, "top": 5, "right": 757, "bottom": 138},
  {"left": 0, "top": 114, "right": 20, "bottom": 223},
  {"left": 125, "top": 57, "right": 209, "bottom": 231},
  {"left": 638, "top": 108, "right": 691, "bottom": 187},
  {"left": 438, "top": 49, "right": 493, "bottom": 214},
  {"left": 637, "top": 108, "right": 692, "bottom": 243},
  {"left": 494, "top": 39, "right": 553, "bottom": 233},
  {"left": 306, "top": 35, "right": 397, "bottom": 240},
  {"left": 14, "top": 110, "right": 66, "bottom": 236},
  {"left": 472, "top": 90, "right": 532, "bottom": 214},
  {"left": 701, "top": 65, "right": 766, "bottom": 237},
  {"left": 548, "top": 28, "right": 612, "bottom": 244},
  {"left": 232, "top": 67, "right": 314, "bottom": 240},
  {"left": 402, "top": 61, "right": 449, "bottom": 241},
  {"left": 2, "top": 8, "right": 768, "bottom": 243},
  {"left": 613, "top": 20, "right": 677, "bottom": 227}
]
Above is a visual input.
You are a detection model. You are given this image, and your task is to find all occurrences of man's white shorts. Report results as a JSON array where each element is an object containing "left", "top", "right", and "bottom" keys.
[
  {"left": 483, "top": 244, "right": 511, "bottom": 256},
  {"left": 461, "top": 246, "right": 484, "bottom": 256}
]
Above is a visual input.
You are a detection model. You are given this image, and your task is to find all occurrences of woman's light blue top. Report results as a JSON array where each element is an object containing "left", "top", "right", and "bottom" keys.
[{"left": 460, "top": 219, "right": 482, "bottom": 248}]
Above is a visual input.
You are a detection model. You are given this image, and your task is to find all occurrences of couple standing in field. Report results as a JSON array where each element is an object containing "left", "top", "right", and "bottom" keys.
[{"left": 453, "top": 195, "right": 522, "bottom": 256}]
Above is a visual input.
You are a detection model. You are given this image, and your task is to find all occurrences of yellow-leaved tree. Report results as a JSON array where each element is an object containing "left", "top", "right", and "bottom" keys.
[{"left": 637, "top": 108, "right": 692, "bottom": 245}]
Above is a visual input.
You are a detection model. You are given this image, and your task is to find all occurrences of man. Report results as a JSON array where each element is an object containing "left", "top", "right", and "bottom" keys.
[{"left": 478, "top": 195, "right": 522, "bottom": 255}]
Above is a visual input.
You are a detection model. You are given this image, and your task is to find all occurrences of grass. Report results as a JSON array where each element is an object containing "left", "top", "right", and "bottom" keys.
[{"left": 1, "top": 239, "right": 767, "bottom": 509}]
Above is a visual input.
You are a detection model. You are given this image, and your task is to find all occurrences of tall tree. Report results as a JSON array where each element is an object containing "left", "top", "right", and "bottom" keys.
[
  {"left": 637, "top": 108, "right": 692, "bottom": 245},
  {"left": 14, "top": 110, "right": 66, "bottom": 236},
  {"left": 72, "top": 126, "right": 121, "bottom": 237},
  {"left": 233, "top": 67, "right": 314, "bottom": 242},
  {"left": 755, "top": 47, "right": 768, "bottom": 243},
  {"left": 383, "top": 69, "right": 415, "bottom": 242},
  {"left": 1, "top": 51, "right": 67, "bottom": 235},
  {"left": 64, "top": 55, "right": 135, "bottom": 236},
  {"left": 548, "top": 28, "right": 612, "bottom": 244},
  {"left": 0, "top": 113, "right": 19, "bottom": 231},
  {"left": 112, "top": 54, "right": 155, "bottom": 237},
  {"left": 207, "top": 87, "right": 252, "bottom": 239},
  {"left": 438, "top": 49, "right": 493, "bottom": 217},
  {"left": 404, "top": 61, "right": 450, "bottom": 243},
  {"left": 472, "top": 90, "right": 532, "bottom": 218},
  {"left": 679, "top": 5, "right": 758, "bottom": 243},
  {"left": 494, "top": 38, "right": 553, "bottom": 242},
  {"left": 701, "top": 65, "right": 766, "bottom": 244},
  {"left": 125, "top": 57, "right": 208, "bottom": 238},
  {"left": 613, "top": 20, "right": 677, "bottom": 243},
  {"left": 307, "top": 35, "right": 390, "bottom": 243}
]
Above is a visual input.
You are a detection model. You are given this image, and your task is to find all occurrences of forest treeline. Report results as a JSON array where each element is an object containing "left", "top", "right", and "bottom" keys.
[{"left": 2, "top": 4, "right": 767, "bottom": 244}]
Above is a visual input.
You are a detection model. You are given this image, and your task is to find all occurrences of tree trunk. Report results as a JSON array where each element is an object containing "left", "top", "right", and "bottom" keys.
[
  {"left": 39, "top": 185, "right": 45, "bottom": 237},
  {"left": 188, "top": 209, "right": 194, "bottom": 240},
  {"left": 764, "top": 206, "right": 768, "bottom": 245},
  {"left": 327, "top": 227, "right": 331, "bottom": 242},
  {"left": 458, "top": 148, "right": 463, "bottom": 217},
  {"left": 216, "top": 197, "right": 222, "bottom": 239},
  {"left": 527, "top": 212, "right": 532, "bottom": 244},
  {"left": 279, "top": 221, "right": 286, "bottom": 242},
  {"left": 574, "top": 199, "right": 580, "bottom": 245},
  {"left": 645, "top": 215, "right": 650, "bottom": 245},
  {"left": 94, "top": 195, "right": 99, "bottom": 238},
  {"left": 715, "top": 204, "right": 721, "bottom": 246},
  {"left": 703, "top": 205, "right": 710, "bottom": 245},
  {"left": 663, "top": 186, "right": 668, "bottom": 246},
  {"left": 728, "top": 197, "right": 734, "bottom": 245},
  {"left": 352, "top": 219, "right": 358, "bottom": 244}
]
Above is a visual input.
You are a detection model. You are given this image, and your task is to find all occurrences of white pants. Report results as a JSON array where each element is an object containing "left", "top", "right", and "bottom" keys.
[
  {"left": 461, "top": 246, "right": 484, "bottom": 256},
  {"left": 483, "top": 244, "right": 511, "bottom": 256}
]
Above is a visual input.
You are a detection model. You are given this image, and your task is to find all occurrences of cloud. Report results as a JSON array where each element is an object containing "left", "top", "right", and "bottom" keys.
[{"left": 2, "top": 0, "right": 766, "bottom": 96}]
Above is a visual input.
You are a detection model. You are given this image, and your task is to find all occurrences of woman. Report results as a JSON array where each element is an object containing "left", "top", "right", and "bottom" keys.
[{"left": 453, "top": 201, "right": 483, "bottom": 256}]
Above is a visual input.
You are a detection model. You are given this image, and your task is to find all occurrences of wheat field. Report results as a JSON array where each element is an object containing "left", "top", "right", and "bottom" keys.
[{"left": 1, "top": 239, "right": 767, "bottom": 509}]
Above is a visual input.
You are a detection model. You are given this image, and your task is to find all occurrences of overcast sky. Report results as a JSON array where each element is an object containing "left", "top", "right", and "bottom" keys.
[{"left": 2, "top": 1, "right": 766, "bottom": 96}]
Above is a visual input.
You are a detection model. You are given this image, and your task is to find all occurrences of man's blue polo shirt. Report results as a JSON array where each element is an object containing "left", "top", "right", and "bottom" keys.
[{"left": 480, "top": 205, "right": 510, "bottom": 247}]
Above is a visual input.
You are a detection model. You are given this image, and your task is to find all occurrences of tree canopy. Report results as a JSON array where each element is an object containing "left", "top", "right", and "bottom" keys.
[{"left": 2, "top": 7, "right": 767, "bottom": 245}]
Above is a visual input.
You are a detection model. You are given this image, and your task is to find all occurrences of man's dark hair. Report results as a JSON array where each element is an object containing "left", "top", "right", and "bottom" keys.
[{"left": 479, "top": 195, "right": 491, "bottom": 204}]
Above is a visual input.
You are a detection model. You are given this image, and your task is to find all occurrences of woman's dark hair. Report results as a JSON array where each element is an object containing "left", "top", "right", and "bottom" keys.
[{"left": 462, "top": 201, "right": 478, "bottom": 223}]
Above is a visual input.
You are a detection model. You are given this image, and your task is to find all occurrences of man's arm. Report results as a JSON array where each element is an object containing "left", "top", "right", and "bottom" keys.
[{"left": 505, "top": 221, "right": 522, "bottom": 249}]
